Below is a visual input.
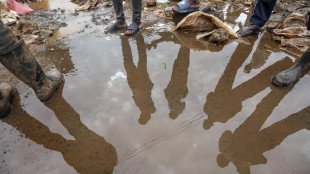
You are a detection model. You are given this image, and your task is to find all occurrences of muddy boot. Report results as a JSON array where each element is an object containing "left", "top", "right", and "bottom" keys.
[
  {"left": 0, "top": 37, "right": 64, "bottom": 102},
  {"left": 272, "top": 47, "right": 310, "bottom": 87},
  {"left": 0, "top": 83, "right": 16, "bottom": 118}
]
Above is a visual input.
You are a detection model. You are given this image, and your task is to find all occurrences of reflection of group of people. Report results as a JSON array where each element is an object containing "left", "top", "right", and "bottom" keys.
[{"left": 0, "top": 0, "right": 310, "bottom": 173}]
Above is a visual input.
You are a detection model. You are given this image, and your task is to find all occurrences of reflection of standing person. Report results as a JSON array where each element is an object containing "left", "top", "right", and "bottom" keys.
[
  {"left": 0, "top": 20, "right": 63, "bottom": 118},
  {"left": 164, "top": 45, "right": 190, "bottom": 120},
  {"left": 217, "top": 87, "right": 310, "bottom": 174},
  {"left": 203, "top": 36, "right": 292, "bottom": 130},
  {"left": 121, "top": 34, "right": 156, "bottom": 125},
  {"left": 1, "top": 86, "right": 118, "bottom": 174},
  {"left": 235, "top": 0, "right": 310, "bottom": 87}
]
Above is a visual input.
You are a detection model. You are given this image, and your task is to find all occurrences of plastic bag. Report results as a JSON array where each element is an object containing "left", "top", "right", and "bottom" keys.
[{"left": 6, "top": 0, "right": 34, "bottom": 14}]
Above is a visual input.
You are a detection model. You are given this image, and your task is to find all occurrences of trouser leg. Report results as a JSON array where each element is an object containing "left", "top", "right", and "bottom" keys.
[
  {"left": 249, "top": 0, "right": 277, "bottom": 26},
  {"left": 131, "top": 0, "right": 142, "bottom": 24},
  {"left": 112, "top": 0, "right": 125, "bottom": 23}
]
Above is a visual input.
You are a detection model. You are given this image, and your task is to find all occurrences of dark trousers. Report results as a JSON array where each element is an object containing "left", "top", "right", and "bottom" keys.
[
  {"left": 249, "top": 0, "right": 277, "bottom": 27},
  {"left": 112, "top": 0, "right": 142, "bottom": 24},
  {"left": 249, "top": 0, "right": 310, "bottom": 30}
]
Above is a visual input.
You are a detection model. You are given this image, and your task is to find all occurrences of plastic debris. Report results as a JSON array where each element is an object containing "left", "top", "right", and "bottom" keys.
[{"left": 5, "top": 0, "right": 34, "bottom": 14}]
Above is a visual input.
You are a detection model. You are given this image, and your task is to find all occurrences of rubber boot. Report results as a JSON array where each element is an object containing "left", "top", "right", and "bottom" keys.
[
  {"left": 0, "top": 37, "right": 64, "bottom": 102},
  {"left": 272, "top": 47, "right": 310, "bottom": 87},
  {"left": 0, "top": 83, "right": 16, "bottom": 118}
]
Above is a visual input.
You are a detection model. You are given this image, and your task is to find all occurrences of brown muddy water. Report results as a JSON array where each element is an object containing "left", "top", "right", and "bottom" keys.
[{"left": 1, "top": 1, "right": 310, "bottom": 174}]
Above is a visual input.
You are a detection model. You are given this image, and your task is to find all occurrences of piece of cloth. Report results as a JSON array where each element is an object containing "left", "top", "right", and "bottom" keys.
[
  {"left": 173, "top": 11, "right": 238, "bottom": 38},
  {"left": 112, "top": 0, "right": 142, "bottom": 24},
  {"left": 249, "top": 0, "right": 277, "bottom": 27},
  {"left": 0, "top": 20, "right": 19, "bottom": 54}
]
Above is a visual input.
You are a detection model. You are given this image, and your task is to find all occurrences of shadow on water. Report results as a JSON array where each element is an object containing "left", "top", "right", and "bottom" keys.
[
  {"left": 217, "top": 85, "right": 310, "bottom": 174},
  {"left": 164, "top": 45, "right": 190, "bottom": 120},
  {"left": 1, "top": 85, "right": 118, "bottom": 174},
  {"left": 121, "top": 33, "right": 156, "bottom": 125},
  {"left": 203, "top": 33, "right": 294, "bottom": 130}
]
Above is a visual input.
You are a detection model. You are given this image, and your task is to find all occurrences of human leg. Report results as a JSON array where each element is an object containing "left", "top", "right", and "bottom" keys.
[
  {"left": 104, "top": 0, "right": 127, "bottom": 33},
  {"left": 237, "top": 0, "right": 277, "bottom": 37},
  {"left": 124, "top": 0, "right": 143, "bottom": 36},
  {"left": 0, "top": 20, "right": 63, "bottom": 103}
]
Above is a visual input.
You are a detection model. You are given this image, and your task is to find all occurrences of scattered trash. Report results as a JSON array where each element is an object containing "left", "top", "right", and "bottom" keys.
[
  {"left": 271, "top": 13, "right": 310, "bottom": 55},
  {"left": 164, "top": 6, "right": 174, "bottom": 19},
  {"left": 146, "top": 0, "right": 156, "bottom": 7},
  {"left": 0, "top": 8, "right": 19, "bottom": 25},
  {"left": 209, "top": 28, "right": 230, "bottom": 44},
  {"left": 75, "top": 0, "right": 98, "bottom": 11},
  {"left": 39, "top": 29, "right": 53, "bottom": 38},
  {"left": 5, "top": 0, "right": 34, "bottom": 14},
  {"left": 196, "top": 30, "right": 215, "bottom": 40},
  {"left": 173, "top": 11, "right": 238, "bottom": 38},
  {"left": 16, "top": 19, "right": 38, "bottom": 34}
]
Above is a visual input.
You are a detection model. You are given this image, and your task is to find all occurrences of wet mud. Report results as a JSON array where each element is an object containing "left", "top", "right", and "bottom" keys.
[{"left": 1, "top": 1, "right": 310, "bottom": 174}]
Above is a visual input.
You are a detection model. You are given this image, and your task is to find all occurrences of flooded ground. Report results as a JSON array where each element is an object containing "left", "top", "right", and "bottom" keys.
[{"left": 1, "top": 1, "right": 310, "bottom": 174}]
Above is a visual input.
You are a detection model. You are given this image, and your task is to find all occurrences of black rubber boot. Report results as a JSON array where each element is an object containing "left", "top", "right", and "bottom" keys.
[
  {"left": 272, "top": 47, "right": 310, "bottom": 87},
  {"left": 0, "top": 83, "right": 16, "bottom": 118},
  {"left": 0, "top": 22, "right": 64, "bottom": 102}
]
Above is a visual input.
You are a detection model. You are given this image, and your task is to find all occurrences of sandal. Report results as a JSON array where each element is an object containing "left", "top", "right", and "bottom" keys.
[
  {"left": 173, "top": 0, "right": 199, "bottom": 14},
  {"left": 104, "top": 22, "right": 127, "bottom": 33},
  {"left": 237, "top": 24, "right": 264, "bottom": 37},
  {"left": 125, "top": 23, "right": 143, "bottom": 36}
]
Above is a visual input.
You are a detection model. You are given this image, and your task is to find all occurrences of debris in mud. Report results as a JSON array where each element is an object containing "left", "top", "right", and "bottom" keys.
[
  {"left": 271, "top": 13, "right": 310, "bottom": 56},
  {"left": 209, "top": 28, "right": 230, "bottom": 44},
  {"left": 199, "top": 2, "right": 224, "bottom": 21},
  {"left": 164, "top": 7, "right": 174, "bottom": 19},
  {"left": 75, "top": 0, "right": 98, "bottom": 11},
  {"left": 154, "top": 9, "right": 166, "bottom": 18},
  {"left": 173, "top": 11, "right": 238, "bottom": 39},
  {"left": 146, "top": 0, "right": 156, "bottom": 7},
  {"left": 39, "top": 29, "right": 53, "bottom": 38},
  {"left": 0, "top": 8, "right": 19, "bottom": 25},
  {"left": 16, "top": 19, "right": 38, "bottom": 35}
]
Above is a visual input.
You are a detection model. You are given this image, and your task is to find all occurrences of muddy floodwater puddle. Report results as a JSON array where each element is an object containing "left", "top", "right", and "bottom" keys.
[{"left": 1, "top": 1, "right": 310, "bottom": 174}]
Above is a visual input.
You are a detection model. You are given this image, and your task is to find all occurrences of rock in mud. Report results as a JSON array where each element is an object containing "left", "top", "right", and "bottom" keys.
[
  {"left": 40, "top": 29, "right": 53, "bottom": 38},
  {"left": 209, "top": 28, "right": 230, "bottom": 44},
  {"left": 164, "top": 7, "right": 174, "bottom": 19}
]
